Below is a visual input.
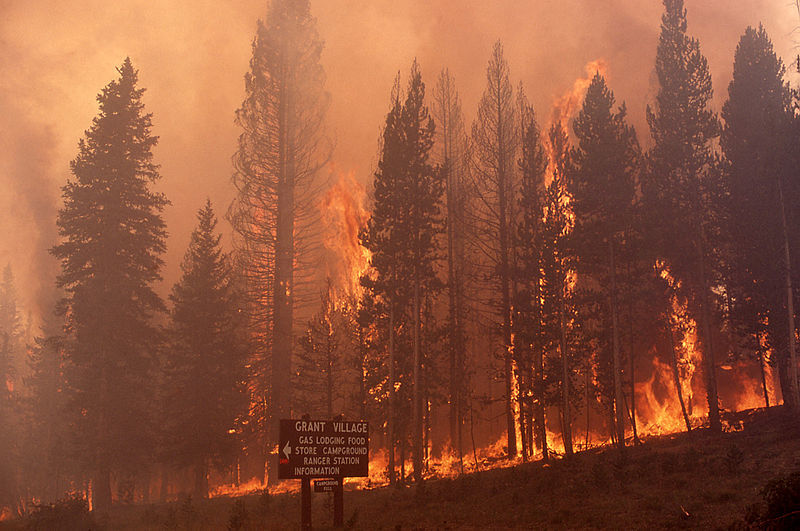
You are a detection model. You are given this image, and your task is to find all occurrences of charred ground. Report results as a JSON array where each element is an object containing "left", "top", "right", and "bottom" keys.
[{"left": 4, "top": 406, "right": 799, "bottom": 530}]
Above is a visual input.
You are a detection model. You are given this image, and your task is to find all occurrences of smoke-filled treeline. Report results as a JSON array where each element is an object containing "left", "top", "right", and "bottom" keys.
[{"left": 3, "top": 0, "right": 800, "bottom": 517}]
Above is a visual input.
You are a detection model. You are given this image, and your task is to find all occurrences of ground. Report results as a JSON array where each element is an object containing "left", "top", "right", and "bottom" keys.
[{"left": 4, "top": 406, "right": 800, "bottom": 530}]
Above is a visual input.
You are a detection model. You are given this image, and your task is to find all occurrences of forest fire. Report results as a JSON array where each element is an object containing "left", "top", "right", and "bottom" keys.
[
  {"left": 321, "top": 169, "right": 371, "bottom": 302},
  {"left": 3, "top": 0, "right": 800, "bottom": 528},
  {"left": 550, "top": 59, "right": 609, "bottom": 133}
]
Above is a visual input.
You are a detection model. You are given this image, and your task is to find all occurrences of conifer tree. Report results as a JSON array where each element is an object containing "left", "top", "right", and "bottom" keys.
[
  {"left": 296, "top": 279, "right": 347, "bottom": 419},
  {"left": 545, "top": 122, "right": 578, "bottom": 456},
  {"left": 644, "top": 0, "right": 724, "bottom": 432},
  {"left": 164, "top": 200, "right": 248, "bottom": 499},
  {"left": 432, "top": 68, "right": 471, "bottom": 467},
  {"left": 471, "top": 41, "right": 520, "bottom": 457},
  {"left": 51, "top": 58, "right": 168, "bottom": 512},
  {"left": 721, "top": 25, "right": 799, "bottom": 411},
  {"left": 361, "top": 61, "right": 443, "bottom": 485},
  {"left": 22, "top": 329, "right": 69, "bottom": 503},
  {"left": 0, "top": 328, "right": 17, "bottom": 515},
  {"left": 569, "top": 74, "right": 639, "bottom": 449},
  {"left": 515, "top": 105, "right": 549, "bottom": 461},
  {"left": 227, "top": 0, "right": 330, "bottom": 483}
]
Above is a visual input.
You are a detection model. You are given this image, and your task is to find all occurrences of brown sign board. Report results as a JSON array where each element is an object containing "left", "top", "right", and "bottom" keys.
[
  {"left": 278, "top": 419, "right": 369, "bottom": 479},
  {"left": 313, "top": 479, "right": 339, "bottom": 492}
]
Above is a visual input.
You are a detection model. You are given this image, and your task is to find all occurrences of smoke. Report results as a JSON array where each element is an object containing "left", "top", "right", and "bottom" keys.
[
  {"left": 0, "top": 0, "right": 796, "bottom": 327},
  {"left": 0, "top": 43, "right": 62, "bottom": 325}
]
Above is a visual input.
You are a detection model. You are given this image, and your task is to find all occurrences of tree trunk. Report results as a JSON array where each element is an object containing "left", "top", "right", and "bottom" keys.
[
  {"left": 269, "top": 60, "right": 296, "bottom": 485},
  {"left": 400, "top": 437, "right": 406, "bottom": 486},
  {"left": 560, "top": 283, "right": 573, "bottom": 456},
  {"left": 533, "top": 272, "right": 547, "bottom": 462},
  {"left": 525, "top": 365, "right": 534, "bottom": 460},
  {"left": 413, "top": 276, "right": 423, "bottom": 484},
  {"left": 778, "top": 177, "right": 799, "bottom": 411},
  {"left": 758, "top": 345, "right": 770, "bottom": 408},
  {"left": 194, "top": 460, "right": 208, "bottom": 500},
  {"left": 520, "top": 367, "right": 528, "bottom": 462},
  {"left": 388, "top": 303, "right": 396, "bottom": 486},
  {"left": 497, "top": 121, "right": 517, "bottom": 458},
  {"left": 628, "top": 295, "right": 639, "bottom": 445},
  {"left": 697, "top": 229, "right": 721, "bottom": 432},
  {"left": 469, "top": 400, "right": 479, "bottom": 470},
  {"left": 159, "top": 468, "right": 168, "bottom": 503},
  {"left": 667, "top": 320, "right": 692, "bottom": 433},
  {"left": 584, "top": 368, "right": 590, "bottom": 450},
  {"left": 609, "top": 239, "right": 625, "bottom": 449},
  {"left": 92, "top": 465, "right": 112, "bottom": 514},
  {"left": 360, "top": 327, "right": 368, "bottom": 420},
  {"left": 534, "top": 345, "right": 547, "bottom": 462}
]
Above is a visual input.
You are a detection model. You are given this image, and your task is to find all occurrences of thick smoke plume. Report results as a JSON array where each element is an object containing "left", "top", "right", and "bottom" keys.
[{"left": 0, "top": 0, "right": 796, "bottom": 326}]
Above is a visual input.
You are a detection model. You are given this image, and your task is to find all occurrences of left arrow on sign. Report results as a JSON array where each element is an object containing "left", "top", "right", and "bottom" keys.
[{"left": 282, "top": 441, "right": 291, "bottom": 460}]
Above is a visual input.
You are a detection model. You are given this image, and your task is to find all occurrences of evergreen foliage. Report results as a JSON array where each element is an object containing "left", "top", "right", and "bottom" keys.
[
  {"left": 51, "top": 58, "right": 168, "bottom": 511},
  {"left": 644, "top": 0, "right": 724, "bottom": 432},
  {"left": 164, "top": 200, "right": 248, "bottom": 499}
]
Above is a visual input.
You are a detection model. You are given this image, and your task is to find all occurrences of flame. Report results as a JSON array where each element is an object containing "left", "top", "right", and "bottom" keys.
[
  {"left": 550, "top": 59, "right": 609, "bottom": 132},
  {"left": 210, "top": 477, "right": 301, "bottom": 498},
  {"left": 210, "top": 477, "right": 264, "bottom": 498},
  {"left": 321, "top": 169, "right": 371, "bottom": 303},
  {"left": 510, "top": 331, "right": 522, "bottom": 457},
  {"left": 636, "top": 357, "right": 704, "bottom": 436}
]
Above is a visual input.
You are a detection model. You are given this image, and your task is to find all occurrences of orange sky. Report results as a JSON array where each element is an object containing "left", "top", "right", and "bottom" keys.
[{"left": 0, "top": 0, "right": 797, "bottom": 325}]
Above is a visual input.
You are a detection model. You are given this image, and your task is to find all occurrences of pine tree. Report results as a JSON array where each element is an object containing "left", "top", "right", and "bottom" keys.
[
  {"left": 164, "top": 200, "right": 248, "bottom": 499},
  {"left": 569, "top": 74, "right": 639, "bottom": 450},
  {"left": 431, "top": 68, "right": 471, "bottom": 469},
  {"left": 50, "top": 58, "right": 168, "bottom": 512},
  {"left": 545, "top": 122, "right": 578, "bottom": 457},
  {"left": 470, "top": 41, "right": 521, "bottom": 457},
  {"left": 0, "top": 328, "right": 17, "bottom": 515},
  {"left": 721, "top": 25, "right": 799, "bottom": 411},
  {"left": 360, "top": 61, "right": 444, "bottom": 485},
  {"left": 644, "top": 0, "right": 724, "bottom": 432},
  {"left": 296, "top": 279, "right": 346, "bottom": 419},
  {"left": 515, "top": 104, "right": 550, "bottom": 461},
  {"left": 23, "top": 329, "right": 69, "bottom": 503},
  {"left": 227, "top": 0, "right": 330, "bottom": 483}
]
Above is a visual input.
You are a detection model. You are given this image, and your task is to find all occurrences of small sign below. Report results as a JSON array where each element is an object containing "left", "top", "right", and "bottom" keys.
[{"left": 313, "top": 478, "right": 339, "bottom": 493}]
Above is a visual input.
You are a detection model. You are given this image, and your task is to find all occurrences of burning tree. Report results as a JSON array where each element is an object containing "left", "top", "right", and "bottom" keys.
[
  {"left": 51, "top": 58, "right": 169, "bottom": 512},
  {"left": 360, "top": 61, "right": 444, "bottom": 485},
  {"left": 162, "top": 200, "right": 248, "bottom": 499},
  {"left": 568, "top": 74, "right": 639, "bottom": 449},
  {"left": 227, "top": 0, "right": 330, "bottom": 484},
  {"left": 470, "top": 41, "right": 521, "bottom": 458},
  {"left": 721, "top": 25, "right": 800, "bottom": 411},
  {"left": 644, "top": 0, "right": 724, "bottom": 432},
  {"left": 514, "top": 103, "right": 551, "bottom": 461}
]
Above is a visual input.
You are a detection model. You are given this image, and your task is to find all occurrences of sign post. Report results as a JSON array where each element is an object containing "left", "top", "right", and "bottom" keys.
[
  {"left": 279, "top": 419, "right": 369, "bottom": 528},
  {"left": 301, "top": 478, "right": 311, "bottom": 531},
  {"left": 334, "top": 477, "right": 343, "bottom": 526}
]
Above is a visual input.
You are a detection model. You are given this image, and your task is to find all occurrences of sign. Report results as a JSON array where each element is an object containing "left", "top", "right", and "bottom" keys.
[
  {"left": 313, "top": 479, "right": 339, "bottom": 493},
  {"left": 278, "top": 419, "right": 369, "bottom": 479}
]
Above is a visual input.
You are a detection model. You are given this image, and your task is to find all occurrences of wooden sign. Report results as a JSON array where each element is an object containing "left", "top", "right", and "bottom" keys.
[{"left": 278, "top": 419, "right": 369, "bottom": 479}]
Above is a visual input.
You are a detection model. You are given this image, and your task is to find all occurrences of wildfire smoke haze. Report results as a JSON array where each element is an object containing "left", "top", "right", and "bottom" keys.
[{"left": 1, "top": 0, "right": 800, "bottom": 527}]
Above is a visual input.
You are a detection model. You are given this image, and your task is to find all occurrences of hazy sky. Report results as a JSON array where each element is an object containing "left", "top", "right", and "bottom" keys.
[{"left": 1, "top": 0, "right": 797, "bottom": 325}]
